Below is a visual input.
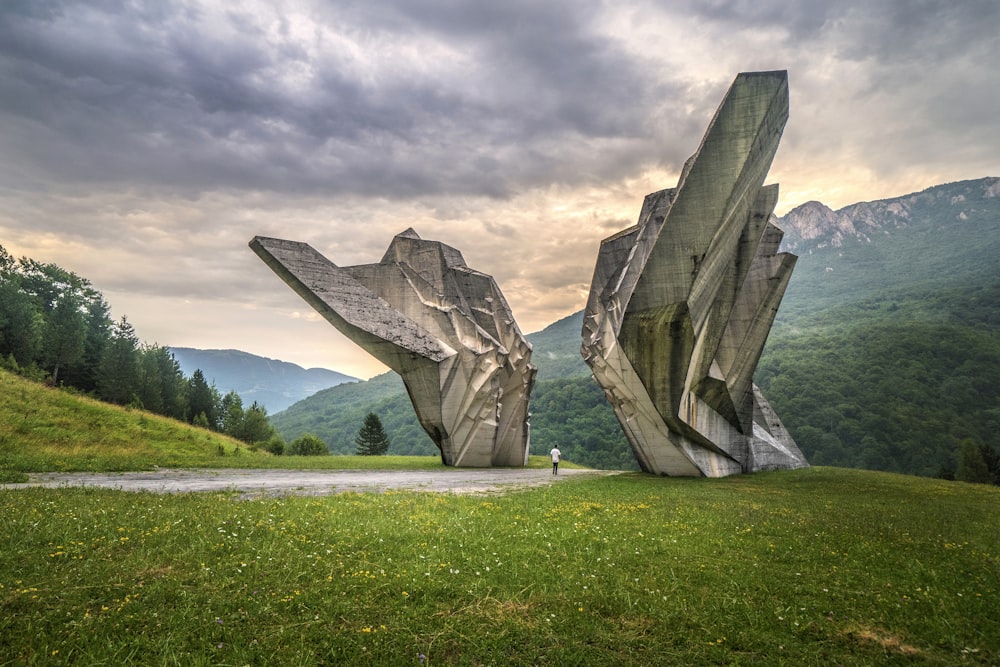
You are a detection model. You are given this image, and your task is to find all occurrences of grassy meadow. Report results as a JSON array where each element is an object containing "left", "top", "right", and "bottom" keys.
[
  {"left": 2, "top": 369, "right": 998, "bottom": 664},
  {"left": 2, "top": 468, "right": 998, "bottom": 665}
]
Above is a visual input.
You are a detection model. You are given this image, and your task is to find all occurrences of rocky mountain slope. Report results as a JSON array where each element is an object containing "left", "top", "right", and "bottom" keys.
[{"left": 778, "top": 176, "right": 1000, "bottom": 253}]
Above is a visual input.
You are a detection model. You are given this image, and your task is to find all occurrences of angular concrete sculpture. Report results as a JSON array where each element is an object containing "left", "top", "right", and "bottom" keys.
[
  {"left": 250, "top": 230, "right": 535, "bottom": 467},
  {"left": 581, "top": 70, "right": 808, "bottom": 477}
]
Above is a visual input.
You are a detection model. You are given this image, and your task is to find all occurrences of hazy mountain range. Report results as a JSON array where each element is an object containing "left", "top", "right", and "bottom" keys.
[{"left": 168, "top": 347, "right": 358, "bottom": 413}]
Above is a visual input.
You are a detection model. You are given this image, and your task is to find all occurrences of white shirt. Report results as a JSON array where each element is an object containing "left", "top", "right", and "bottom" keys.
[{"left": 550, "top": 447, "right": 561, "bottom": 463}]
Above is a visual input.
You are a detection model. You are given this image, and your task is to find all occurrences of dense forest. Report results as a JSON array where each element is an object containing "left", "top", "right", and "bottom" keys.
[
  {"left": 758, "top": 177, "right": 1000, "bottom": 482},
  {"left": 0, "top": 243, "right": 290, "bottom": 452},
  {"left": 758, "top": 280, "right": 1000, "bottom": 479}
]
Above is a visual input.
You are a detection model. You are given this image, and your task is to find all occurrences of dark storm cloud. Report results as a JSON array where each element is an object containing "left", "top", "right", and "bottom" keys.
[{"left": 0, "top": 0, "right": 678, "bottom": 201}]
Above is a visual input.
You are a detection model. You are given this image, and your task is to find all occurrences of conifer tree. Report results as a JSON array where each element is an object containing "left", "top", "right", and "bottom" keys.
[
  {"left": 97, "top": 316, "right": 140, "bottom": 404},
  {"left": 355, "top": 412, "right": 390, "bottom": 455},
  {"left": 187, "top": 369, "right": 219, "bottom": 428},
  {"left": 956, "top": 440, "right": 992, "bottom": 484}
]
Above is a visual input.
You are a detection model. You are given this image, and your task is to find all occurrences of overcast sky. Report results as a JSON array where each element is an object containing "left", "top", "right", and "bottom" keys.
[{"left": 1, "top": 0, "right": 997, "bottom": 379}]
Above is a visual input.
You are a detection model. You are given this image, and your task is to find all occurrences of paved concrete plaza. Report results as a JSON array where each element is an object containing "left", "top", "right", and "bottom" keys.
[{"left": 3, "top": 467, "right": 622, "bottom": 498}]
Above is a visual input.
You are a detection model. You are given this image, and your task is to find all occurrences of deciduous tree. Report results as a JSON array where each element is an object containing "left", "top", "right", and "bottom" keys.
[
  {"left": 956, "top": 440, "right": 992, "bottom": 484},
  {"left": 43, "top": 293, "right": 85, "bottom": 385},
  {"left": 289, "top": 433, "right": 328, "bottom": 456}
]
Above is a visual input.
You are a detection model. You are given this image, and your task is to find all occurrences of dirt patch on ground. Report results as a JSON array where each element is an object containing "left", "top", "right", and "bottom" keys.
[{"left": 3, "top": 468, "right": 623, "bottom": 497}]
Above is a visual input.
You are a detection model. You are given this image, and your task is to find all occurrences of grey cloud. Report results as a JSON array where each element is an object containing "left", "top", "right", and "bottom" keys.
[
  {"left": 411, "top": 0, "right": 665, "bottom": 139},
  {"left": 2, "top": 0, "right": 995, "bottom": 375},
  {"left": 0, "top": 0, "right": 679, "bottom": 201},
  {"left": 679, "top": 0, "right": 835, "bottom": 36},
  {"left": 681, "top": 0, "right": 1000, "bottom": 56},
  {"left": 671, "top": 0, "right": 999, "bottom": 188},
  {"left": 830, "top": 1, "right": 1000, "bottom": 65}
]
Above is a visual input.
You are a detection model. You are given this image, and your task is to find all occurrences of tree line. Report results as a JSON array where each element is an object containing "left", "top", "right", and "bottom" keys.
[{"left": 0, "top": 244, "right": 327, "bottom": 454}]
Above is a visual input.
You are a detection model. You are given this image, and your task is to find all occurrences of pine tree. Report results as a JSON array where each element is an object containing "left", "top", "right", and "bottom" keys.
[
  {"left": 187, "top": 369, "right": 219, "bottom": 428},
  {"left": 97, "top": 316, "right": 140, "bottom": 404},
  {"left": 355, "top": 412, "right": 390, "bottom": 455},
  {"left": 956, "top": 440, "right": 992, "bottom": 484}
]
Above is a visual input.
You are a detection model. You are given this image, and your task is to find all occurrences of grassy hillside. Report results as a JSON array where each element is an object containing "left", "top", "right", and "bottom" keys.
[
  {"left": 0, "top": 368, "right": 265, "bottom": 476},
  {"left": 2, "top": 467, "right": 996, "bottom": 664},
  {"left": 0, "top": 369, "right": 560, "bottom": 475}
]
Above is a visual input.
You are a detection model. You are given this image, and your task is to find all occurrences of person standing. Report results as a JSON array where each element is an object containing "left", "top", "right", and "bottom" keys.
[{"left": 550, "top": 446, "right": 562, "bottom": 475}]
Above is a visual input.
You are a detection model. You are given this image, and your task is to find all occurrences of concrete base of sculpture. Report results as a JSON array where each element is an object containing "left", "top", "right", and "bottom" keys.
[
  {"left": 581, "top": 71, "right": 808, "bottom": 477},
  {"left": 251, "top": 230, "right": 535, "bottom": 467}
]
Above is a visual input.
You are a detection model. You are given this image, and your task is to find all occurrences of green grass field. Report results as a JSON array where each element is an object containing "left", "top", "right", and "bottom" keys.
[
  {"left": 1, "top": 370, "right": 998, "bottom": 664},
  {"left": 2, "top": 468, "right": 997, "bottom": 665}
]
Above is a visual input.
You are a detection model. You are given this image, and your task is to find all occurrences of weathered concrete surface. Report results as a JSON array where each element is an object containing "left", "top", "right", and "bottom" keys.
[
  {"left": 2, "top": 468, "right": 619, "bottom": 497},
  {"left": 581, "top": 70, "right": 808, "bottom": 477},
  {"left": 251, "top": 230, "right": 536, "bottom": 468}
]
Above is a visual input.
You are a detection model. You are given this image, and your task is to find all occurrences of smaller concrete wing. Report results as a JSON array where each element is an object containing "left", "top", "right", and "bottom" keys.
[{"left": 250, "top": 231, "right": 535, "bottom": 468}]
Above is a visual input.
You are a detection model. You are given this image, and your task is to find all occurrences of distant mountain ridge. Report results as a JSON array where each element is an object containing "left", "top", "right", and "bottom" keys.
[
  {"left": 771, "top": 176, "right": 1000, "bottom": 324},
  {"left": 168, "top": 347, "right": 358, "bottom": 413},
  {"left": 778, "top": 176, "right": 1000, "bottom": 253}
]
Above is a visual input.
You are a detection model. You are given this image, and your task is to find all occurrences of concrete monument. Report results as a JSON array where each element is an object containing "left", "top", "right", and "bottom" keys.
[
  {"left": 581, "top": 70, "right": 808, "bottom": 476},
  {"left": 250, "top": 230, "right": 535, "bottom": 467}
]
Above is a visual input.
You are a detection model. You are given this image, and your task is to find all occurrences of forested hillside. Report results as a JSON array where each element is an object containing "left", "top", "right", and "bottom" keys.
[
  {"left": 271, "top": 178, "right": 1000, "bottom": 480},
  {"left": 776, "top": 177, "right": 1000, "bottom": 316},
  {"left": 757, "top": 280, "right": 1000, "bottom": 477},
  {"left": 0, "top": 244, "right": 187, "bottom": 415},
  {"left": 761, "top": 177, "right": 1000, "bottom": 478},
  {"left": 0, "top": 245, "right": 285, "bottom": 452}
]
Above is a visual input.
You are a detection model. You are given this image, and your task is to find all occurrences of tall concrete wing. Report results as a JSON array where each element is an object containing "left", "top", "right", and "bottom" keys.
[
  {"left": 250, "top": 230, "right": 536, "bottom": 467},
  {"left": 581, "top": 70, "right": 808, "bottom": 476}
]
